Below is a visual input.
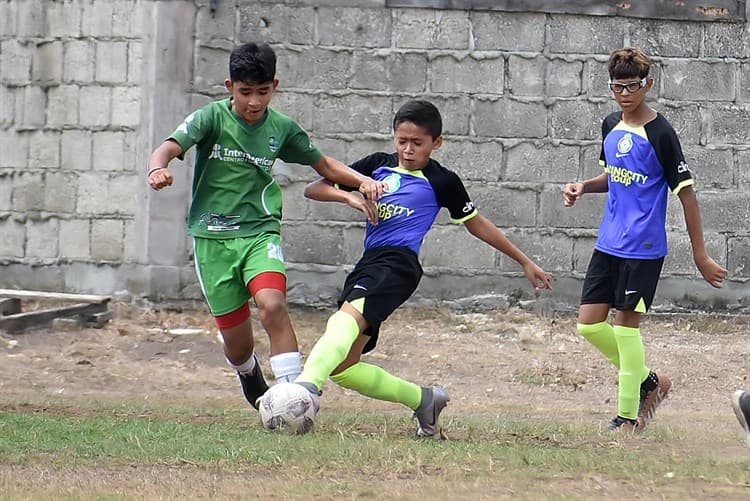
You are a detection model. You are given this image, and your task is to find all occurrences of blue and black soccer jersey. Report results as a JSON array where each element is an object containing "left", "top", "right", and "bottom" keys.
[
  {"left": 596, "top": 112, "right": 694, "bottom": 259},
  {"left": 346, "top": 152, "right": 478, "bottom": 255}
]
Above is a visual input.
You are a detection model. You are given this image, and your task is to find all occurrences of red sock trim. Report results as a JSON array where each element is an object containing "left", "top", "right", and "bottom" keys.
[
  {"left": 214, "top": 303, "right": 250, "bottom": 330},
  {"left": 248, "top": 271, "right": 286, "bottom": 297}
]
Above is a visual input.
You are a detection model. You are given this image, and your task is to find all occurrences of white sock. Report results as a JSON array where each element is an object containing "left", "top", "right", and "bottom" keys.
[
  {"left": 226, "top": 353, "right": 256, "bottom": 375},
  {"left": 270, "top": 351, "right": 302, "bottom": 383}
]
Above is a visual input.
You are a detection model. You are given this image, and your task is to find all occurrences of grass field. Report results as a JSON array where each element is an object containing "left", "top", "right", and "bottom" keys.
[{"left": 1, "top": 305, "right": 749, "bottom": 499}]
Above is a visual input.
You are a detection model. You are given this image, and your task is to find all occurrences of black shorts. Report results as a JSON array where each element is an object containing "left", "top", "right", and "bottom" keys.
[
  {"left": 338, "top": 246, "right": 423, "bottom": 353},
  {"left": 581, "top": 249, "right": 664, "bottom": 313}
]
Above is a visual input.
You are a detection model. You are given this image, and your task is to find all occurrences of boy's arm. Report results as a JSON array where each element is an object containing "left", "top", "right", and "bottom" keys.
[
  {"left": 678, "top": 186, "right": 727, "bottom": 288},
  {"left": 311, "top": 156, "right": 386, "bottom": 202},
  {"left": 146, "top": 140, "right": 183, "bottom": 191},
  {"left": 304, "top": 178, "right": 379, "bottom": 224},
  {"left": 563, "top": 173, "right": 608, "bottom": 207},
  {"left": 463, "top": 214, "right": 552, "bottom": 290}
]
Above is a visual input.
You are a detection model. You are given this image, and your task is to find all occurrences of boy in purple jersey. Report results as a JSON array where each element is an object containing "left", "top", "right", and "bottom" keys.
[
  {"left": 563, "top": 47, "right": 727, "bottom": 433},
  {"left": 288, "top": 100, "right": 552, "bottom": 437},
  {"left": 145, "top": 42, "right": 384, "bottom": 412}
]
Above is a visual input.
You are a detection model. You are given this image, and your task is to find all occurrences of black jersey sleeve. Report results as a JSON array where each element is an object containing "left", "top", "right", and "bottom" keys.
[
  {"left": 337, "top": 152, "right": 398, "bottom": 192},
  {"left": 423, "top": 159, "right": 478, "bottom": 222},
  {"left": 599, "top": 111, "right": 622, "bottom": 165},
  {"left": 647, "top": 115, "right": 693, "bottom": 194}
]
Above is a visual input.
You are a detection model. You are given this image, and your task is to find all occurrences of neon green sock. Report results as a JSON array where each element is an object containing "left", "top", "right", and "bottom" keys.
[
  {"left": 331, "top": 362, "right": 422, "bottom": 410},
  {"left": 613, "top": 325, "right": 649, "bottom": 420},
  {"left": 578, "top": 321, "right": 620, "bottom": 368},
  {"left": 296, "top": 311, "right": 360, "bottom": 390}
]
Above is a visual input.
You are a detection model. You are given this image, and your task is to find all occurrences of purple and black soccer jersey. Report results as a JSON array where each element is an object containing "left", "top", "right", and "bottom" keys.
[
  {"left": 596, "top": 112, "right": 694, "bottom": 259},
  {"left": 347, "top": 152, "right": 478, "bottom": 255}
]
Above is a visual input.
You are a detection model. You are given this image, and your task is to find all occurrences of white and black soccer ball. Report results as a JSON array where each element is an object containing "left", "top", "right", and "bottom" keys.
[{"left": 258, "top": 382, "right": 316, "bottom": 434}]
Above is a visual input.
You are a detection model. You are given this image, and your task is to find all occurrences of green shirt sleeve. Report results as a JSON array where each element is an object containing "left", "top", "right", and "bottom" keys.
[
  {"left": 277, "top": 121, "right": 323, "bottom": 165},
  {"left": 169, "top": 106, "right": 215, "bottom": 160}
]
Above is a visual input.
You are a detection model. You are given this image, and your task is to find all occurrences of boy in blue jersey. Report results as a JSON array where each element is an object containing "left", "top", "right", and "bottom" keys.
[
  {"left": 290, "top": 100, "right": 552, "bottom": 437},
  {"left": 563, "top": 47, "right": 727, "bottom": 432}
]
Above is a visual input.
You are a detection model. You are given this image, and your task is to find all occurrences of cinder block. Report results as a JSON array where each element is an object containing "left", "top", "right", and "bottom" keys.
[
  {"left": 584, "top": 59, "right": 610, "bottom": 98},
  {"left": 19, "top": 86, "right": 46, "bottom": 129},
  {"left": 695, "top": 190, "right": 750, "bottom": 233},
  {"left": 630, "top": 19, "right": 701, "bottom": 57},
  {"left": 508, "top": 55, "right": 544, "bottom": 96},
  {"left": 273, "top": 91, "right": 314, "bottom": 131},
  {"left": 394, "top": 9, "right": 470, "bottom": 49},
  {"left": 63, "top": 41, "right": 94, "bottom": 83},
  {"left": 1, "top": 40, "right": 33, "bottom": 85},
  {"left": 682, "top": 146, "right": 733, "bottom": 189},
  {"left": 95, "top": 41, "right": 129, "bottom": 84},
  {"left": 0, "top": 218, "right": 25, "bottom": 258},
  {"left": 739, "top": 150, "right": 750, "bottom": 185},
  {"left": 430, "top": 54, "right": 504, "bottom": 95},
  {"left": 663, "top": 230, "right": 726, "bottom": 275},
  {"left": 91, "top": 219, "right": 124, "bottom": 260},
  {"left": 0, "top": 1, "right": 17, "bottom": 37},
  {"left": 26, "top": 218, "right": 60, "bottom": 259},
  {"left": 61, "top": 130, "right": 92, "bottom": 171},
  {"left": 128, "top": 42, "right": 143, "bottom": 84},
  {"left": 194, "top": 45, "right": 231, "bottom": 92},
  {"left": 59, "top": 219, "right": 91, "bottom": 259},
  {"left": 550, "top": 100, "right": 613, "bottom": 141},
  {"left": 469, "top": 183, "right": 537, "bottom": 227},
  {"left": 107, "top": 175, "right": 138, "bottom": 216},
  {"left": 92, "top": 131, "right": 125, "bottom": 171},
  {"left": 281, "top": 222, "right": 344, "bottom": 265},
  {"left": 705, "top": 22, "right": 750, "bottom": 58},
  {"left": 662, "top": 60, "right": 736, "bottom": 102},
  {"left": 539, "top": 188, "right": 604, "bottom": 229},
  {"left": 657, "top": 104, "right": 702, "bottom": 146},
  {"left": 547, "top": 59, "right": 583, "bottom": 97},
  {"left": 16, "top": 0, "right": 44, "bottom": 37},
  {"left": 111, "top": 87, "right": 141, "bottom": 128},
  {"left": 505, "top": 142, "right": 579, "bottom": 183},
  {"left": 76, "top": 172, "right": 110, "bottom": 214},
  {"left": 196, "top": 2, "right": 235, "bottom": 43},
  {"left": 47, "top": 85, "right": 80, "bottom": 128},
  {"left": 727, "top": 236, "right": 750, "bottom": 277},
  {"left": 0, "top": 86, "right": 16, "bottom": 126},
  {"left": 11, "top": 172, "right": 43, "bottom": 211},
  {"left": 497, "top": 228, "right": 574, "bottom": 272},
  {"left": 81, "top": 0, "right": 113, "bottom": 37},
  {"left": 472, "top": 12, "right": 546, "bottom": 52},
  {"left": 319, "top": 7, "right": 391, "bottom": 48},
  {"left": 78, "top": 86, "right": 111, "bottom": 127},
  {"left": 421, "top": 224, "right": 496, "bottom": 269},
  {"left": 27, "top": 130, "right": 61, "bottom": 169},
  {"left": 473, "top": 98, "right": 547, "bottom": 138},
  {"left": 47, "top": 0, "right": 83, "bottom": 38},
  {"left": 0, "top": 173, "right": 11, "bottom": 211},
  {"left": 313, "top": 94, "right": 392, "bottom": 134},
  {"left": 709, "top": 105, "right": 750, "bottom": 145},
  {"left": 0, "top": 130, "right": 29, "bottom": 169},
  {"left": 32, "top": 42, "right": 63, "bottom": 84},
  {"left": 434, "top": 140, "right": 503, "bottom": 182},
  {"left": 112, "top": 0, "right": 143, "bottom": 38},
  {"left": 548, "top": 15, "right": 624, "bottom": 54}
]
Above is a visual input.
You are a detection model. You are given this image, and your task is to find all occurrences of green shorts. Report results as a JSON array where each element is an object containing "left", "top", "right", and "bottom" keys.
[{"left": 193, "top": 233, "right": 286, "bottom": 316}]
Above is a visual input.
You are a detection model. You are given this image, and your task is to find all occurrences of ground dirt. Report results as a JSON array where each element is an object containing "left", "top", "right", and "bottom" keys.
[{"left": 1, "top": 300, "right": 749, "bottom": 498}]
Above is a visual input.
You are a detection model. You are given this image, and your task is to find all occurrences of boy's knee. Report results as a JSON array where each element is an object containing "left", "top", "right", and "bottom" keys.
[{"left": 256, "top": 298, "right": 288, "bottom": 323}]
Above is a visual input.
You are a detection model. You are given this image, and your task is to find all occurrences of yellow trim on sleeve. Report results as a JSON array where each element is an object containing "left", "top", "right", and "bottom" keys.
[
  {"left": 452, "top": 209, "right": 478, "bottom": 224},
  {"left": 635, "top": 297, "right": 647, "bottom": 314},
  {"left": 672, "top": 178, "right": 694, "bottom": 195}
]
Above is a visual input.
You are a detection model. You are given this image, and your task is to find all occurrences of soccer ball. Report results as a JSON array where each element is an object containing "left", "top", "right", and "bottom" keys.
[{"left": 258, "top": 382, "right": 316, "bottom": 434}]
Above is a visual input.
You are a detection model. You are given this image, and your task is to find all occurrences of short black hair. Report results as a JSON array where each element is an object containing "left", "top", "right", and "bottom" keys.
[
  {"left": 393, "top": 100, "right": 442, "bottom": 139},
  {"left": 229, "top": 42, "right": 276, "bottom": 84},
  {"left": 608, "top": 47, "right": 650, "bottom": 80}
]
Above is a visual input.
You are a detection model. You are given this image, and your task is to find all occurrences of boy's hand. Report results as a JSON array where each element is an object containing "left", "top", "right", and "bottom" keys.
[
  {"left": 345, "top": 193, "right": 379, "bottom": 225},
  {"left": 148, "top": 167, "right": 173, "bottom": 191},
  {"left": 358, "top": 179, "right": 388, "bottom": 201},
  {"left": 563, "top": 182, "right": 584, "bottom": 207},
  {"left": 523, "top": 262, "right": 553, "bottom": 290},
  {"left": 696, "top": 254, "right": 728, "bottom": 288}
]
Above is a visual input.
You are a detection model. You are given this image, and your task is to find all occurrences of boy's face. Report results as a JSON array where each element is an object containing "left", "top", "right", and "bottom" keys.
[
  {"left": 225, "top": 78, "right": 278, "bottom": 124},
  {"left": 609, "top": 76, "right": 653, "bottom": 113},
  {"left": 393, "top": 121, "right": 442, "bottom": 171}
]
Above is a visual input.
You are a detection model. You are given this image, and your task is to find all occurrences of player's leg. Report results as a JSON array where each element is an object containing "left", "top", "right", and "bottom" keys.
[
  {"left": 611, "top": 308, "right": 645, "bottom": 431},
  {"left": 732, "top": 390, "right": 750, "bottom": 444},
  {"left": 193, "top": 237, "right": 268, "bottom": 410},
  {"left": 243, "top": 233, "right": 303, "bottom": 383},
  {"left": 577, "top": 250, "right": 620, "bottom": 367}
]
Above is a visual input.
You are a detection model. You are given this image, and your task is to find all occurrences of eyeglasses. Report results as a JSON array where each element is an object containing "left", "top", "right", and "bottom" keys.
[{"left": 608, "top": 77, "right": 648, "bottom": 93}]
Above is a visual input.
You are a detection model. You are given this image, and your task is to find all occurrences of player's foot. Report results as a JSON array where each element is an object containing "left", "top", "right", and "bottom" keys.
[
  {"left": 237, "top": 354, "right": 269, "bottom": 410},
  {"left": 414, "top": 386, "right": 449, "bottom": 437},
  {"left": 608, "top": 415, "right": 640, "bottom": 433},
  {"left": 731, "top": 390, "right": 750, "bottom": 441},
  {"left": 295, "top": 381, "right": 321, "bottom": 415},
  {"left": 637, "top": 371, "right": 671, "bottom": 429}
]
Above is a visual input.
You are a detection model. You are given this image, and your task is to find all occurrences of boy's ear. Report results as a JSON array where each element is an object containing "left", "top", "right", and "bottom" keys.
[
  {"left": 224, "top": 79, "right": 233, "bottom": 92},
  {"left": 433, "top": 135, "right": 443, "bottom": 150}
]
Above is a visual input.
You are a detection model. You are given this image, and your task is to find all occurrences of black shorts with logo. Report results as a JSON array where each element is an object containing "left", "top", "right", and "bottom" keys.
[
  {"left": 338, "top": 246, "right": 423, "bottom": 353},
  {"left": 580, "top": 249, "right": 664, "bottom": 313}
]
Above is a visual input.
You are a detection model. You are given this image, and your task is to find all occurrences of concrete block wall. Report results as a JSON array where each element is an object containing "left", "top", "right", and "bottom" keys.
[{"left": 1, "top": 0, "right": 749, "bottom": 311}]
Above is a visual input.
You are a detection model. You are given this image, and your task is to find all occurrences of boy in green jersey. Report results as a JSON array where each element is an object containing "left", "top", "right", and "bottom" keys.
[{"left": 146, "top": 42, "right": 384, "bottom": 411}]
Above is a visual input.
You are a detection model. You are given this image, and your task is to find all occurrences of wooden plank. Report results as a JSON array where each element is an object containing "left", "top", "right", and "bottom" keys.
[
  {"left": 0, "top": 303, "right": 109, "bottom": 333},
  {"left": 0, "top": 298, "right": 21, "bottom": 316},
  {"left": 385, "top": 0, "right": 747, "bottom": 21},
  {"left": 0, "top": 289, "right": 110, "bottom": 305}
]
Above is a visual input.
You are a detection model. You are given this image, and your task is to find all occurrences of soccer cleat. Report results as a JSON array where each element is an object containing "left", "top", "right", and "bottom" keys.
[
  {"left": 731, "top": 390, "right": 750, "bottom": 441},
  {"left": 237, "top": 354, "right": 269, "bottom": 410},
  {"left": 295, "top": 381, "right": 322, "bottom": 415},
  {"left": 637, "top": 372, "right": 672, "bottom": 429},
  {"left": 608, "top": 415, "right": 640, "bottom": 433},
  {"left": 414, "top": 386, "right": 449, "bottom": 437}
]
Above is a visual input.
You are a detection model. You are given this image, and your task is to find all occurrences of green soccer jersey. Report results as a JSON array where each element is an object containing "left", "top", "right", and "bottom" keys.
[{"left": 169, "top": 99, "right": 323, "bottom": 239}]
